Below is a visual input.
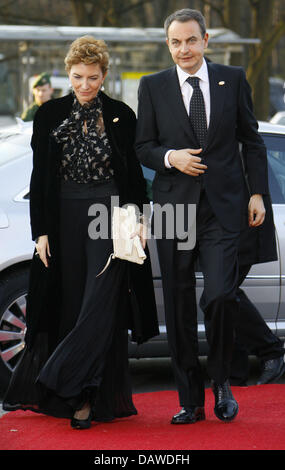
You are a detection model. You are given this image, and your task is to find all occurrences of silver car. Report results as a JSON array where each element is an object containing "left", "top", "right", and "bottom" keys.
[{"left": 0, "top": 121, "right": 285, "bottom": 393}]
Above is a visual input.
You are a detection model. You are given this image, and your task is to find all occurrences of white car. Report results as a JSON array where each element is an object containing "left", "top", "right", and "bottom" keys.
[
  {"left": 0, "top": 120, "right": 285, "bottom": 393},
  {"left": 270, "top": 112, "right": 285, "bottom": 127}
]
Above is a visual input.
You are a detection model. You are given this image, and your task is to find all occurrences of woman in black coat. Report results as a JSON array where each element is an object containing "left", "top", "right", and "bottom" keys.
[{"left": 3, "top": 36, "right": 158, "bottom": 429}]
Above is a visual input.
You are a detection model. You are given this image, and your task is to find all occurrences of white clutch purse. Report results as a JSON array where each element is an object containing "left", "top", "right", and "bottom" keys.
[{"left": 97, "top": 205, "right": 147, "bottom": 277}]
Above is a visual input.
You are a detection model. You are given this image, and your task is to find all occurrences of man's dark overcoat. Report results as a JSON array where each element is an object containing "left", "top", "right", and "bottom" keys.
[
  {"left": 25, "top": 91, "right": 159, "bottom": 352},
  {"left": 239, "top": 157, "right": 277, "bottom": 267}
]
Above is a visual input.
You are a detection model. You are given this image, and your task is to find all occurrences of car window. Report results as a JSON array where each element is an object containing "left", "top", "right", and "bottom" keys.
[
  {"left": 278, "top": 117, "right": 285, "bottom": 125},
  {"left": 262, "top": 133, "right": 285, "bottom": 204},
  {"left": 0, "top": 133, "right": 31, "bottom": 167},
  {"left": 142, "top": 166, "right": 155, "bottom": 200}
]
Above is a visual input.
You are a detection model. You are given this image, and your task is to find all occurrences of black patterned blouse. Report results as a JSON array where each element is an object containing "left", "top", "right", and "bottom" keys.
[{"left": 52, "top": 92, "right": 114, "bottom": 183}]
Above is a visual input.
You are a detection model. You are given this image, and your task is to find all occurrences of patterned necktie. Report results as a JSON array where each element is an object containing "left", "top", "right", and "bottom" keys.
[{"left": 187, "top": 76, "right": 207, "bottom": 148}]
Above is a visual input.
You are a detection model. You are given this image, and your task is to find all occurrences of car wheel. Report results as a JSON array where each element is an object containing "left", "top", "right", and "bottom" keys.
[{"left": 0, "top": 268, "right": 29, "bottom": 396}]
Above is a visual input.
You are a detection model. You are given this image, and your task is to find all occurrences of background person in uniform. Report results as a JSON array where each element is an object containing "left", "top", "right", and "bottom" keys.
[
  {"left": 136, "top": 8, "right": 269, "bottom": 424},
  {"left": 3, "top": 36, "right": 158, "bottom": 430},
  {"left": 21, "top": 72, "right": 54, "bottom": 121}
]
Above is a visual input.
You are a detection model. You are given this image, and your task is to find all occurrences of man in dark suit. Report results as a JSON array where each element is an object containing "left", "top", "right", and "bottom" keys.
[{"left": 135, "top": 9, "right": 269, "bottom": 423}]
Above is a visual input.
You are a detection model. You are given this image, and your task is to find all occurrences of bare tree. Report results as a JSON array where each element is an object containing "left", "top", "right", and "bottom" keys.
[
  {"left": 69, "top": 0, "right": 158, "bottom": 26},
  {"left": 200, "top": 0, "right": 285, "bottom": 119},
  {"left": 0, "top": 0, "right": 72, "bottom": 25},
  {"left": 246, "top": 0, "right": 285, "bottom": 119}
]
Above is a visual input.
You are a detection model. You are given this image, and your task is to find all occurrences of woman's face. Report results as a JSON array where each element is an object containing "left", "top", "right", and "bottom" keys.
[{"left": 69, "top": 62, "right": 107, "bottom": 105}]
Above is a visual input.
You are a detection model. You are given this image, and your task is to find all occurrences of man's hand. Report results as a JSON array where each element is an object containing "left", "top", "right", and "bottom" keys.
[
  {"left": 168, "top": 148, "right": 207, "bottom": 176},
  {"left": 248, "top": 194, "right": 266, "bottom": 227}
]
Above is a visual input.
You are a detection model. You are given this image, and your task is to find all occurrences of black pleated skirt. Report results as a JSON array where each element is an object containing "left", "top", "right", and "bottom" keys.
[{"left": 3, "top": 179, "right": 137, "bottom": 421}]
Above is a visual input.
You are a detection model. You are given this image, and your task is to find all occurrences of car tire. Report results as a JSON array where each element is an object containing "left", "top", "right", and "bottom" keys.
[{"left": 0, "top": 267, "right": 29, "bottom": 397}]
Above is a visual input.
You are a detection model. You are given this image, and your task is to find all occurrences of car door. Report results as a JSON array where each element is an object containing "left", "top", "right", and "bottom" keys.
[
  {"left": 195, "top": 132, "right": 285, "bottom": 346},
  {"left": 260, "top": 132, "right": 285, "bottom": 338}
]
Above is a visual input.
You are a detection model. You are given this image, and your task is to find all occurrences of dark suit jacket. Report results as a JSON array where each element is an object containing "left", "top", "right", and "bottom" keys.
[
  {"left": 135, "top": 62, "right": 269, "bottom": 233},
  {"left": 238, "top": 173, "right": 277, "bottom": 266},
  {"left": 25, "top": 91, "right": 159, "bottom": 351}
]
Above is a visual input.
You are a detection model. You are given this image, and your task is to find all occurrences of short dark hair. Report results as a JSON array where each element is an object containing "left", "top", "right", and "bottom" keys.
[{"left": 164, "top": 8, "right": 207, "bottom": 38}]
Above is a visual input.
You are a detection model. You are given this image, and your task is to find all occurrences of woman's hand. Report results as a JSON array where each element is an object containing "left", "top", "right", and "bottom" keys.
[
  {"left": 138, "top": 222, "right": 148, "bottom": 249},
  {"left": 35, "top": 235, "right": 51, "bottom": 268},
  {"left": 131, "top": 223, "right": 148, "bottom": 249}
]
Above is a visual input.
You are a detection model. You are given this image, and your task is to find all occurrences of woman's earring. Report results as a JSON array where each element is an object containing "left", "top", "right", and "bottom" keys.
[{"left": 101, "top": 83, "right": 105, "bottom": 91}]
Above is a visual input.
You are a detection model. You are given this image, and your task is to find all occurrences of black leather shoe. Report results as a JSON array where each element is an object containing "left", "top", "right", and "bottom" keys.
[
  {"left": 257, "top": 356, "right": 285, "bottom": 385},
  {"left": 171, "top": 406, "right": 205, "bottom": 424},
  {"left": 71, "top": 409, "right": 93, "bottom": 429},
  {"left": 212, "top": 380, "right": 238, "bottom": 422}
]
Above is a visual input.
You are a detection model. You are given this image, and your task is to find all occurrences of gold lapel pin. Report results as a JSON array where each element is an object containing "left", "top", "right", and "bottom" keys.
[
  {"left": 113, "top": 117, "right": 119, "bottom": 122},
  {"left": 218, "top": 81, "right": 225, "bottom": 86}
]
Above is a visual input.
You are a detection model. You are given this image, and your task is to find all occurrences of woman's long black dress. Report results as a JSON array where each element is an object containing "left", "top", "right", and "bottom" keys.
[{"left": 3, "top": 94, "right": 137, "bottom": 421}]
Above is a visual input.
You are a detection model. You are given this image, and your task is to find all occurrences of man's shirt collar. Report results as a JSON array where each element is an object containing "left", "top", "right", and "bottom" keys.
[{"left": 176, "top": 58, "right": 209, "bottom": 87}]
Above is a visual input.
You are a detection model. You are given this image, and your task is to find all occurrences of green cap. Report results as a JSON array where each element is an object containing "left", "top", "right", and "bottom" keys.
[{"left": 32, "top": 72, "right": 51, "bottom": 88}]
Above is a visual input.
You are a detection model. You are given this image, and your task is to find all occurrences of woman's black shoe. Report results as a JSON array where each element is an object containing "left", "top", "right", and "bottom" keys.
[{"left": 71, "top": 409, "right": 93, "bottom": 429}]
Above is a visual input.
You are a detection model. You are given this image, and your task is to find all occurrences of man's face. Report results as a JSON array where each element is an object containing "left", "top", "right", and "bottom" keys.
[
  {"left": 166, "top": 20, "right": 208, "bottom": 75},
  {"left": 33, "top": 83, "right": 53, "bottom": 105}
]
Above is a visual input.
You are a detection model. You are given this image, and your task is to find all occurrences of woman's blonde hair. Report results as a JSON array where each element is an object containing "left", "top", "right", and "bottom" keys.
[{"left": 64, "top": 36, "right": 109, "bottom": 74}]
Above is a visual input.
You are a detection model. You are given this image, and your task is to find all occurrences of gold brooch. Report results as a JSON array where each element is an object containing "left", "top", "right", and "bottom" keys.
[{"left": 113, "top": 117, "right": 119, "bottom": 122}]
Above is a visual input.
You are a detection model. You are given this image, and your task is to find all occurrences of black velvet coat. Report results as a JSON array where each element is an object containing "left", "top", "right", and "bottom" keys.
[
  {"left": 25, "top": 91, "right": 159, "bottom": 352},
  {"left": 238, "top": 191, "right": 277, "bottom": 267}
]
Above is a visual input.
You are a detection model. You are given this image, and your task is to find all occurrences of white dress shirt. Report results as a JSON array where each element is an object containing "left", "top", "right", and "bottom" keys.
[{"left": 165, "top": 58, "right": 210, "bottom": 168}]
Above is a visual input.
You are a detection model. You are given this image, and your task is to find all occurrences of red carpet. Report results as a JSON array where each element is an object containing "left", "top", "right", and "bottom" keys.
[{"left": 1, "top": 385, "right": 285, "bottom": 450}]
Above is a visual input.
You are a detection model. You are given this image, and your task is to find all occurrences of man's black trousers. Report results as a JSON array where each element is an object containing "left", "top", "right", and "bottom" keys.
[{"left": 156, "top": 189, "right": 240, "bottom": 408}]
